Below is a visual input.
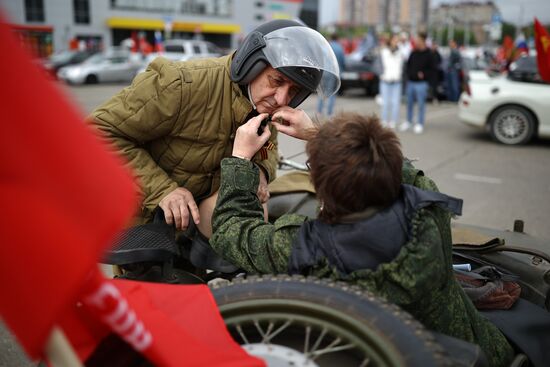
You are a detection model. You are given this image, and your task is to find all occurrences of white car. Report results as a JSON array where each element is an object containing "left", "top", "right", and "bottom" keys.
[
  {"left": 136, "top": 39, "right": 223, "bottom": 74},
  {"left": 163, "top": 39, "right": 222, "bottom": 61},
  {"left": 57, "top": 49, "right": 143, "bottom": 85},
  {"left": 459, "top": 56, "right": 550, "bottom": 145}
]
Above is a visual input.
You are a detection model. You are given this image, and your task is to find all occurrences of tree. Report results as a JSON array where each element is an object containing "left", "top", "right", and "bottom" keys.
[{"left": 500, "top": 22, "right": 516, "bottom": 43}]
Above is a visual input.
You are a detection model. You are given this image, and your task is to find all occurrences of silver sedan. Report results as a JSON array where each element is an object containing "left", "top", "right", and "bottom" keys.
[{"left": 57, "top": 51, "right": 144, "bottom": 85}]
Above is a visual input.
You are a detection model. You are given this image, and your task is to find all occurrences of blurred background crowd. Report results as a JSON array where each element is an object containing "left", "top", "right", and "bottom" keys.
[{"left": 1, "top": 0, "right": 547, "bottom": 89}]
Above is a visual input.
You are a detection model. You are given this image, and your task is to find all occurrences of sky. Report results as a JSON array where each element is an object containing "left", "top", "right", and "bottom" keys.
[{"left": 319, "top": 0, "right": 550, "bottom": 26}]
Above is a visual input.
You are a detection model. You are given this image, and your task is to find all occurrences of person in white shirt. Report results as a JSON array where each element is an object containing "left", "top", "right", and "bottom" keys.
[
  {"left": 379, "top": 34, "right": 405, "bottom": 128},
  {"left": 398, "top": 32, "right": 412, "bottom": 60}
]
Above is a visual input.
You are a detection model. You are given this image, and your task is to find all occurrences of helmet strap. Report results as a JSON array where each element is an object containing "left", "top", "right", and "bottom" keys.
[{"left": 247, "top": 84, "right": 257, "bottom": 110}]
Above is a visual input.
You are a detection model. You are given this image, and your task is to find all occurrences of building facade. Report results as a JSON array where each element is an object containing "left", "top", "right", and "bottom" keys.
[
  {"left": 431, "top": 1, "right": 498, "bottom": 44},
  {"left": 1, "top": 0, "right": 304, "bottom": 57},
  {"left": 337, "top": 0, "right": 429, "bottom": 34}
]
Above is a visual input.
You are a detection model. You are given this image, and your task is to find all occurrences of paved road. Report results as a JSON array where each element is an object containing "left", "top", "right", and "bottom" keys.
[
  {"left": 2, "top": 82, "right": 549, "bottom": 366},
  {"left": 63, "top": 83, "right": 550, "bottom": 242}
]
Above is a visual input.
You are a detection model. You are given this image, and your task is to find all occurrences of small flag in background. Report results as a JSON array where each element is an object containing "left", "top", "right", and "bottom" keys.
[
  {"left": 534, "top": 18, "right": 550, "bottom": 83},
  {"left": 154, "top": 30, "right": 164, "bottom": 53}
]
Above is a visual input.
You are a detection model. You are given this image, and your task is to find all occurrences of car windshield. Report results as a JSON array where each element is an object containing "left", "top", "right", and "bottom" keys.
[
  {"left": 508, "top": 56, "right": 546, "bottom": 84},
  {"left": 49, "top": 51, "right": 76, "bottom": 64},
  {"left": 462, "top": 57, "right": 488, "bottom": 71},
  {"left": 165, "top": 44, "right": 186, "bottom": 54},
  {"left": 84, "top": 54, "right": 105, "bottom": 65}
]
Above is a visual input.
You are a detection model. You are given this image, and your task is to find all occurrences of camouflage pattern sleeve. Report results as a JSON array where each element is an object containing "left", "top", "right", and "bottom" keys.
[
  {"left": 210, "top": 157, "right": 307, "bottom": 274},
  {"left": 345, "top": 208, "right": 514, "bottom": 367}
]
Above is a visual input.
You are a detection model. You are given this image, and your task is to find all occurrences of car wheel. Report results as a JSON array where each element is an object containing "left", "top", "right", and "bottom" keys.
[
  {"left": 489, "top": 105, "right": 536, "bottom": 145},
  {"left": 85, "top": 74, "right": 98, "bottom": 84},
  {"left": 211, "top": 275, "right": 450, "bottom": 367},
  {"left": 366, "top": 82, "right": 379, "bottom": 97}
]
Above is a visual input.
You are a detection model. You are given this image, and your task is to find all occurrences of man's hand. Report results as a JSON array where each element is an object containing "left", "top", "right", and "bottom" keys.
[
  {"left": 159, "top": 187, "right": 200, "bottom": 231},
  {"left": 232, "top": 113, "right": 271, "bottom": 160},
  {"left": 257, "top": 169, "right": 270, "bottom": 204},
  {"left": 271, "top": 107, "right": 317, "bottom": 141}
]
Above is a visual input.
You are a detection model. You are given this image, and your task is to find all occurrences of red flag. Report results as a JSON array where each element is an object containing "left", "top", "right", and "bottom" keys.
[
  {"left": 130, "top": 31, "right": 139, "bottom": 53},
  {"left": 60, "top": 271, "right": 263, "bottom": 366},
  {"left": 534, "top": 18, "right": 550, "bottom": 83},
  {"left": 0, "top": 15, "right": 137, "bottom": 357},
  {"left": 0, "top": 14, "right": 263, "bottom": 367}
]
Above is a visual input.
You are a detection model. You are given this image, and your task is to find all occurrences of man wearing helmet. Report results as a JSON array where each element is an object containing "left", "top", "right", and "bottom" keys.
[{"left": 90, "top": 20, "right": 340, "bottom": 234}]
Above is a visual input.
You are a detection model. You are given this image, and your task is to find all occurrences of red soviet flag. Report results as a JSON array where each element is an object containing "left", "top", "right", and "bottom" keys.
[
  {"left": 60, "top": 271, "right": 263, "bottom": 366},
  {"left": 0, "top": 15, "right": 138, "bottom": 358},
  {"left": 534, "top": 18, "right": 550, "bottom": 82},
  {"left": 0, "top": 14, "right": 263, "bottom": 366}
]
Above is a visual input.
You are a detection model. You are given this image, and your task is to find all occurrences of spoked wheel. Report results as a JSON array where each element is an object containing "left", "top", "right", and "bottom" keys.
[
  {"left": 489, "top": 105, "right": 536, "bottom": 145},
  {"left": 211, "top": 275, "right": 449, "bottom": 367}
]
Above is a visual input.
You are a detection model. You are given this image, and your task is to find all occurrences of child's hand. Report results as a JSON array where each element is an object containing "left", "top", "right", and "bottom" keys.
[{"left": 232, "top": 113, "right": 271, "bottom": 160}]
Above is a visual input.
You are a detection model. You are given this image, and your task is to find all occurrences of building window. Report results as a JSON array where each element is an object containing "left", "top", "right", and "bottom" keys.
[
  {"left": 74, "top": 0, "right": 90, "bottom": 24},
  {"left": 25, "top": 0, "right": 45, "bottom": 22}
]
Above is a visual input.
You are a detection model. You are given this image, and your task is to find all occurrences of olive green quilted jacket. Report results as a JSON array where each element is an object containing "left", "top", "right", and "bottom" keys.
[{"left": 91, "top": 55, "right": 278, "bottom": 222}]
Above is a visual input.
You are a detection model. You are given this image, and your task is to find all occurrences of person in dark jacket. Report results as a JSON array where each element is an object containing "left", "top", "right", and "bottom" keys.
[
  {"left": 430, "top": 41, "right": 443, "bottom": 102},
  {"left": 210, "top": 112, "right": 514, "bottom": 367},
  {"left": 446, "top": 39, "right": 462, "bottom": 102},
  {"left": 317, "top": 33, "right": 345, "bottom": 116},
  {"left": 399, "top": 32, "right": 437, "bottom": 134}
]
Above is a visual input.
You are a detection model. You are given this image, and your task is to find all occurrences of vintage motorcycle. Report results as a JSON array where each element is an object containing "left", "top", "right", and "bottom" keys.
[{"left": 104, "top": 160, "right": 550, "bottom": 367}]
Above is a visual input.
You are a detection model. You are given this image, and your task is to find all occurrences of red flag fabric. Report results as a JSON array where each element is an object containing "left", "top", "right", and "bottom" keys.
[
  {"left": 0, "top": 15, "right": 137, "bottom": 357},
  {"left": 60, "top": 271, "right": 263, "bottom": 366},
  {"left": 130, "top": 31, "right": 139, "bottom": 53},
  {"left": 534, "top": 18, "right": 550, "bottom": 83},
  {"left": 0, "top": 14, "right": 263, "bottom": 366}
]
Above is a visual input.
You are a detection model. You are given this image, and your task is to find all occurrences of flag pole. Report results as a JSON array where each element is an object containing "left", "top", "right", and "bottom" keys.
[{"left": 44, "top": 326, "right": 83, "bottom": 367}]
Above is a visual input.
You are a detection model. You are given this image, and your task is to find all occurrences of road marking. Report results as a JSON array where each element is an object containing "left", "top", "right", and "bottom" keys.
[
  {"left": 454, "top": 173, "right": 502, "bottom": 184},
  {"left": 425, "top": 107, "right": 459, "bottom": 122}
]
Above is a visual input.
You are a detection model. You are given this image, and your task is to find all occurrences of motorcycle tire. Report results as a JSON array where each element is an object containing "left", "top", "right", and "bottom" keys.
[{"left": 211, "top": 275, "right": 450, "bottom": 367}]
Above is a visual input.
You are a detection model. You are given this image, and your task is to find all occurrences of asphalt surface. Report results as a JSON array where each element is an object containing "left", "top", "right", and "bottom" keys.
[{"left": 2, "top": 82, "right": 549, "bottom": 366}]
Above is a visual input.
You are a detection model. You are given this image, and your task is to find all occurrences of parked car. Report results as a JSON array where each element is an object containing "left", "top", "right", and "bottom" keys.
[
  {"left": 57, "top": 49, "right": 143, "bottom": 85},
  {"left": 339, "top": 52, "right": 380, "bottom": 96},
  {"left": 163, "top": 39, "right": 223, "bottom": 61},
  {"left": 459, "top": 56, "right": 550, "bottom": 145},
  {"left": 136, "top": 40, "right": 224, "bottom": 74},
  {"left": 42, "top": 50, "right": 97, "bottom": 78}
]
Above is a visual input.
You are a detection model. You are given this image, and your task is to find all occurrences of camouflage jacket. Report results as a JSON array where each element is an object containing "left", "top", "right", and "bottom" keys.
[{"left": 211, "top": 158, "right": 514, "bottom": 367}]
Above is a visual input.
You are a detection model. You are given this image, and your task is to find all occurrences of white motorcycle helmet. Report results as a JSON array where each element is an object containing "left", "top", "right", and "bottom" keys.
[{"left": 230, "top": 20, "right": 341, "bottom": 108}]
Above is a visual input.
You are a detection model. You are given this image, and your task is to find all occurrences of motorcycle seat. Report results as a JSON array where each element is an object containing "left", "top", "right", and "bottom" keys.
[{"left": 103, "top": 221, "right": 178, "bottom": 265}]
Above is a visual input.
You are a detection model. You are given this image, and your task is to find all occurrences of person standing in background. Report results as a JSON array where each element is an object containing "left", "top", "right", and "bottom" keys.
[
  {"left": 400, "top": 33, "right": 436, "bottom": 134},
  {"left": 430, "top": 41, "right": 443, "bottom": 103},
  {"left": 379, "top": 34, "right": 404, "bottom": 129},
  {"left": 398, "top": 32, "right": 412, "bottom": 60},
  {"left": 446, "top": 39, "right": 462, "bottom": 102},
  {"left": 317, "top": 34, "right": 345, "bottom": 117}
]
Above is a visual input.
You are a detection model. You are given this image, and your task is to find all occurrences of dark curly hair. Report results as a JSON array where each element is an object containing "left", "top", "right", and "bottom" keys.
[{"left": 306, "top": 113, "right": 403, "bottom": 223}]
